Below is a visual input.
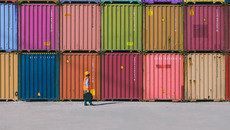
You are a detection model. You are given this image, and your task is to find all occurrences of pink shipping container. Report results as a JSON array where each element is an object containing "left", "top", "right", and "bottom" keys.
[
  {"left": 18, "top": 4, "right": 59, "bottom": 52},
  {"left": 60, "top": 4, "right": 100, "bottom": 52},
  {"left": 143, "top": 54, "right": 184, "bottom": 101},
  {"left": 101, "top": 53, "right": 142, "bottom": 101},
  {"left": 225, "top": 6, "right": 230, "bottom": 52},
  {"left": 184, "top": 5, "right": 225, "bottom": 52}
]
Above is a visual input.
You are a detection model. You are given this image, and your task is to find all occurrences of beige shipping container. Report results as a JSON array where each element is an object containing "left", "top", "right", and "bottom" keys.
[
  {"left": 0, "top": 53, "right": 18, "bottom": 101},
  {"left": 185, "top": 53, "right": 225, "bottom": 101},
  {"left": 143, "top": 5, "right": 183, "bottom": 52}
]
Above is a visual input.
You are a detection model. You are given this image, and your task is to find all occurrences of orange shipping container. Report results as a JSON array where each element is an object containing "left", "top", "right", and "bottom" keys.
[
  {"left": 143, "top": 5, "right": 183, "bottom": 52},
  {"left": 0, "top": 53, "right": 18, "bottom": 101},
  {"left": 60, "top": 53, "right": 100, "bottom": 100},
  {"left": 185, "top": 53, "right": 225, "bottom": 101}
]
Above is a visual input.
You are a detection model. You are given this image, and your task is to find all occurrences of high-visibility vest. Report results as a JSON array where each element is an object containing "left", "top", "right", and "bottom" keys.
[{"left": 83, "top": 77, "right": 91, "bottom": 91}]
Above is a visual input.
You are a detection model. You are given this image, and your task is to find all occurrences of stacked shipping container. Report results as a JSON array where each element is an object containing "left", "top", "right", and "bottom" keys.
[{"left": 1, "top": 0, "right": 230, "bottom": 102}]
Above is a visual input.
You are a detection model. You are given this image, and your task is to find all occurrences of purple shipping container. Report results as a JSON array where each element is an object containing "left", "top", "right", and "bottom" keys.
[
  {"left": 101, "top": 53, "right": 143, "bottom": 101},
  {"left": 18, "top": 4, "right": 59, "bottom": 52},
  {"left": 184, "top": 5, "right": 225, "bottom": 52},
  {"left": 142, "top": 0, "right": 183, "bottom": 4}
]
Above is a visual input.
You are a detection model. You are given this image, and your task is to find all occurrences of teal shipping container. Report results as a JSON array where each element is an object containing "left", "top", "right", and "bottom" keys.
[
  {"left": 19, "top": 53, "right": 60, "bottom": 101},
  {"left": 101, "top": 4, "right": 142, "bottom": 52},
  {"left": 0, "top": 3, "right": 17, "bottom": 52},
  {"left": 101, "top": 0, "right": 142, "bottom": 3}
]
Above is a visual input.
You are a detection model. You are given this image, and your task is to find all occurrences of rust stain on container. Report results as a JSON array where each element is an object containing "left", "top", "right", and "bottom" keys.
[
  {"left": 60, "top": 4, "right": 101, "bottom": 52},
  {"left": 60, "top": 53, "right": 101, "bottom": 100},
  {"left": 143, "top": 54, "right": 184, "bottom": 101},
  {"left": 143, "top": 5, "right": 183, "bottom": 52},
  {"left": 185, "top": 53, "right": 225, "bottom": 101},
  {"left": 0, "top": 53, "right": 18, "bottom": 101}
]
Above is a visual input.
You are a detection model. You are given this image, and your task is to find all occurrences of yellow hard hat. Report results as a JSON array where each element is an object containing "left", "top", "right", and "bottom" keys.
[{"left": 85, "top": 71, "right": 90, "bottom": 76}]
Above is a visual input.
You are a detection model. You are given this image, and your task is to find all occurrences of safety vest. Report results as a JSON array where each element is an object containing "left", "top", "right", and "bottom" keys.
[{"left": 83, "top": 77, "right": 91, "bottom": 91}]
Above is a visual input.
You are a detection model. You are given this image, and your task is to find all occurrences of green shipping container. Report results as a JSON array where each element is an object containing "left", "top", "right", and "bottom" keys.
[{"left": 101, "top": 4, "right": 142, "bottom": 52}]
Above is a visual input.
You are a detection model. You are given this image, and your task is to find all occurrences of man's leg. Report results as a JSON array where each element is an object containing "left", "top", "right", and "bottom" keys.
[
  {"left": 84, "top": 100, "right": 87, "bottom": 106},
  {"left": 89, "top": 101, "right": 93, "bottom": 105}
]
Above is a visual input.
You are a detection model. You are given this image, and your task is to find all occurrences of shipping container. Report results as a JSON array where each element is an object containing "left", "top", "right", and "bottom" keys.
[
  {"left": 60, "top": 0, "right": 100, "bottom": 3},
  {"left": 101, "top": 53, "right": 142, "bottom": 101},
  {"left": 226, "top": 55, "right": 230, "bottom": 101},
  {"left": 101, "top": 4, "right": 142, "bottom": 52},
  {"left": 143, "top": 5, "right": 183, "bottom": 52},
  {"left": 101, "top": 0, "right": 142, "bottom": 3},
  {"left": 225, "top": 6, "right": 230, "bottom": 52},
  {"left": 143, "top": 54, "right": 184, "bottom": 101},
  {"left": 0, "top": 4, "right": 17, "bottom": 52},
  {"left": 185, "top": 53, "right": 225, "bottom": 101},
  {"left": 184, "top": 0, "right": 225, "bottom": 3},
  {"left": 184, "top": 5, "right": 225, "bottom": 52},
  {"left": 18, "top": 53, "right": 59, "bottom": 101},
  {"left": 227, "top": 0, "right": 230, "bottom": 2},
  {"left": 0, "top": 53, "right": 18, "bottom": 101},
  {"left": 18, "top": 4, "right": 59, "bottom": 52},
  {"left": 0, "top": 0, "right": 17, "bottom": 3},
  {"left": 60, "top": 4, "right": 100, "bottom": 52},
  {"left": 142, "top": 0, "right": 183, "bottom": 4},
  {"left": 60, "top": 53, "right": 101, "bottom": 101},
  {"left": 18, "top": 0, "right": 59, "bottom": 3}
]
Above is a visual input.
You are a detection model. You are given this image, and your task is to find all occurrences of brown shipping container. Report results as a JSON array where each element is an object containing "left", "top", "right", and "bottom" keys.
[
  {"left": 143, "top": 5, "right": 183, "bottom": 52},
  {"left": 0, "top": 53, "right": 18, "bottom": 101},
  {"left": 185, "top": 53, "right": 225, "bottom": 101},
  {"left": 60, "top": 53, "right": 100, "bottom": 100}
]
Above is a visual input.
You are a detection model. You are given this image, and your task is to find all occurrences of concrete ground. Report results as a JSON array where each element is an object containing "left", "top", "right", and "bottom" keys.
[{"left": 0, "top": 102, "right": 230, "bottom": 130}]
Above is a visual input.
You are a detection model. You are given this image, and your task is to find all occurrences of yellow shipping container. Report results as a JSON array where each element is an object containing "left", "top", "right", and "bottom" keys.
[
  {"left": 185, "top": 53, "right": 225, "bottom": 101},
  {"left": 0, "top": 53, "right": 18, "bottom": 101},
  {"left": 184, "top": 0, "right": 225, "bottom": 3}
]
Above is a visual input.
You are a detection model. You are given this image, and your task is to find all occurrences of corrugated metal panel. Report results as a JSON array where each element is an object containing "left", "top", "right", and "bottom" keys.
[
  {"left": 142, "top": 0, "right": 183, "bottom": 4},
  {"left": 19, "top": 53, "right": 59, "bottom": 101},
  {"left": 18, "top": 4, "right": 59, "bottom": 52},
  {"left": 60, "top": 4, "right": 101, "bottom": 52},
  {"left": 18, "top": 0, "right": 59, "bottom": 3},
  {"left": 143, "top": 5, "right": 183, "bottom": 52},
  {"left": 184, "top": 5, "right": 225, "bottom": 52},
  {"left": 101, "top": 0, "right": 142, "bottom": 3},
  {"left": 60, "top": 53, "right": 101, "bottom": 100},
  {"left": 60, "top": 0, "right": 100, "bottom": 3},
  {"left": 225, "top": 6, "right": 230, "bottom": 52},
  {"left": 101, "top": 53, "right": 142, "bottom": 101},
  {"left": 101, "top": 4, "right": 142, "bottom": 52},
  {"left": 226, "top": 55, "right": 230, "bottom": 101},
  {"left": 0, "top": 53, "right": 18, "bottom": 101},
  {"left": 185, "top": 53, "right": 225, "bottom": 101},
  {"left": 143, "top": 54, "right": 184, "bottom": 101},
  {"left": 0, "top": 4, "right": 17, "bottom": 52},
  {"left": 227, "top": 0, "right": 230, "bottom": 2},
  {"left": 184, "top": 0, "right": 225, "bottom": 3}
]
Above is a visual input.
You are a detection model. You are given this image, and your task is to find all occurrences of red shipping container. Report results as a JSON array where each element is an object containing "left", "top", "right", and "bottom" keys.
[
  {"left": 226, "top": 55, "right": 230, "bottom": 101},
  {"left": 225, "top": 6, "right": 230, "bottom": 52},
  {"left": 184, "top": 5, "right": 225, "bottom": 52},
  {"left": 101, "top": 53, "right": 142, "bottom": 101},
  {"left": 18, "top": 4, "right": 59, "bottom": 52},
  {"left": 143, "top": 54, "right": 184, "bottom": 101},
  {"left": 0, "top": 0, "right": 17, "bottom": 2},
  {"left": 60, "top": 4, "right": 101, "bottom": 52}
]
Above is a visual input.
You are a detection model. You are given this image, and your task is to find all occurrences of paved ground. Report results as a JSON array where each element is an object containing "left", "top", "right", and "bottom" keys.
[{"left": 0, "top": 101, "right": 230, "bottom": 130}]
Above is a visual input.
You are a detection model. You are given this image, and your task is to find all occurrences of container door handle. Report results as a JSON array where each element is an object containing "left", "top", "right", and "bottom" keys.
[{"left": 15, "top": 92, "right": 18, "bottom": 96}]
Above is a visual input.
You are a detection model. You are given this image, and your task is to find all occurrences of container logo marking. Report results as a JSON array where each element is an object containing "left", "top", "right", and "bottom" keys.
[
  {"left": 65, "top": 13, "right": 71, "bottom": 17},
  {"left": 148, "top": 9, "right": 153, "bottom": 16},
  {"left": 121, "top": 66, "right": 124, "bottom": 69},
  {"left": 44, "top": 42, "right": 50, "bottom": 46},
  {"left": 189, "top": 9, "right": 194, "bottom": 16},
  {"left": 127, "top": 42, "right": 133, "bottom": 46}
]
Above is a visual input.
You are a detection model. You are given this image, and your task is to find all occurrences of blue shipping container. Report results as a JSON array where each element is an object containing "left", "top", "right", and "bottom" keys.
[
  {"left": 0, "top": 4, "right": 17, "bottom": 52},
  {"left": 227, "top": 0, "right": 230, "bottom": 2},
  {"left": 19, "top": 53, "right": 60, "bottom": 101},
  {"left": 60, "top": 0, "right": 100, "bottom": 3}
]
